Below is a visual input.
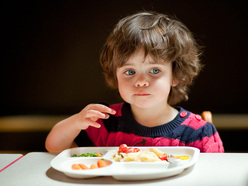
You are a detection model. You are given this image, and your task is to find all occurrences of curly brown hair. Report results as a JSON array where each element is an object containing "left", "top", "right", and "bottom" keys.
[{"left": 100, "top": 11, "right": 202, "bottom": 105}]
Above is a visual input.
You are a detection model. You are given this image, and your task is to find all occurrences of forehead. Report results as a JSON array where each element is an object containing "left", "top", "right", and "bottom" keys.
[{"left": 122, "top": 49, "right": 166, "bottom": 66}]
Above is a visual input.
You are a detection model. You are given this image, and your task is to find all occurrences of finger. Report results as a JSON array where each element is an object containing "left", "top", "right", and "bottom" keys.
[
  {"left": 88, "top": 104, "right": 116, "bottom": 115},
  {"left": 86, "top": 110, "right": 110, "bottom": 121},
  {"left": 90, "top": 115, "right": 106, "bottom": 122},
  {"left": 86, "top": 110, "right": 108, "bottom": 120},
  {"left": 104, "top": 114, "right": 109, "bottom": 119},
  {"left": 79, "top": 118, "right": 101, "bottom": 129},
  {"left": 86, "top": 119, "right": 101, "bottom": 128}
]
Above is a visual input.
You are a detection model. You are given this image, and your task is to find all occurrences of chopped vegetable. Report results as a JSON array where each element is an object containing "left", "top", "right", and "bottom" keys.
[
  {"left": 78, "top": 163, "right": 89, "bottom": 169},
  {"left": 118, "top": 144, "right": 140, "bottom": 153},
  {"left": 72, "top": 152, "right": 103, "bottom": 157},
  {"left": 71, "top": 159, "right": 110, "bottom": 170},
  {"left": 158, "top": 154, "right": 168, "bottom": 161},
  {"left": 119, "top": 144, "right": 128, "bottom": 153},
  {"left": 97, "top": 159, "right": 108, "bottom": 168},
  {"left": 90, "top": 164, "right": 98, "bottom": 169},
  {"left": 72, "top": 164, "right": 82, "bottom": 170}
]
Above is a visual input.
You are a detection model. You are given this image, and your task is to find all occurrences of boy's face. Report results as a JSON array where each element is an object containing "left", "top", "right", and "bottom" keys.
[{"left": 116, "top": 49, "right": 178, "bottom": 110}]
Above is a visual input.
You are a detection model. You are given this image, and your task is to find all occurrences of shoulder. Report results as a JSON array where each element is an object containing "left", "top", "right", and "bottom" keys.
[
  {"left": 183, "top": 113, "right": 208, "bottom": 130},
  {"left": 177, "top": 107, "right": 217, "bottom": 132},
  {"left": 180, "top": 109, "right": 217, "bottom": 136},
  {"left": 176, "top": 107, "right": 208, "bottom": 129}
]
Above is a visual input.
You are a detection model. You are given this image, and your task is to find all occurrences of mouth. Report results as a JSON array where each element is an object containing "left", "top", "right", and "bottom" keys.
[{"left": 134, "top": 93, "right": 151, "bottom": 96}]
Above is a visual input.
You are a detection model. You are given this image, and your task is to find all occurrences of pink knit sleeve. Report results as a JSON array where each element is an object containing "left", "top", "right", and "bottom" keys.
[{"left": 202, "top": 132, "right": 224, "bottom": 153}]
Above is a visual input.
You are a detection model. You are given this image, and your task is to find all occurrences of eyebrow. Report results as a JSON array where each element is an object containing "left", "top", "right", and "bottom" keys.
[{"left": 120, "top": 60, "right": 165, "bottom": 67}]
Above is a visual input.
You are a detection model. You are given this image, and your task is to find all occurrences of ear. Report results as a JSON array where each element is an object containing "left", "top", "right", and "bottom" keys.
[{"left": 171, "top": 78, "right": 179, "bottom": 87}]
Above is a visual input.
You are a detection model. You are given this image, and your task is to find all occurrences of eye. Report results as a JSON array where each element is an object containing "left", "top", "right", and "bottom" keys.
[
  {"left": 124, "top": 69, "right": 135, "bottom": 75},
  {"left": 150, "top": 68, "right": 161, "bottom": 74}
]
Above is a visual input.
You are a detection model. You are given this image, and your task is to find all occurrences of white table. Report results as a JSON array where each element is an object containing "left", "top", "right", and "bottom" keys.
[
  {"left": 0, "top": 154, "right": 23, "bottom": 172},
  {"left": 0, "top": 152, "right": 248, "bottom": 186}
]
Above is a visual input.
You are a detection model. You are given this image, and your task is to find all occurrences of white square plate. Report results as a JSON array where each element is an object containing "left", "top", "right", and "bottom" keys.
[{"left": 51, "top": 146, "right": 200, "bottom": 180}]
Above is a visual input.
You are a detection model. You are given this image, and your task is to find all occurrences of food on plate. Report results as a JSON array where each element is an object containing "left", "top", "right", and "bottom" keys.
[
  {"left": 78, "top": 163, "right": 90, "bottom": 169},
  {"left": 97, "top": 159, "right": 108, "bottom": 168},
  {"left": 72, "top": 152, "right": 102, "bottom": 157},
  {"left": 72, "top": 164, "right": 83, "bottom": 170},
  {"left": 113, "top": 144, "right": 191, "bottom": 162},
  {"left": 113, "top": 149, "right": 162, "bottom": 162},
  {"left": 149, "top": 147, "right": 164, "bottom": 156},
  {"left": 113, "top": 144, "right": 171, "bottom": 162},
  {"left": 90, "top": 164, "right": 98, "bottom": 169},
  {"left": 118, "top": 144, "right": 140, "bottom": 153},
  {"left": 158, "top": 153, "right": 168, "bottom": 161},
  {"left": 71, "top": 159, "right": 110, "bottom": 170},
  {"left": 174, "top": 155, "right": 190, "bottom": 160},
  {"left": 149, "top": 147, "right": 169, "bottom": 160}
]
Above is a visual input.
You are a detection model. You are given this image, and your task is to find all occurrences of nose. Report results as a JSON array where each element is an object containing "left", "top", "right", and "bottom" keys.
[{"left": 135, "top": 76, "right": 149, "bottom": 87}]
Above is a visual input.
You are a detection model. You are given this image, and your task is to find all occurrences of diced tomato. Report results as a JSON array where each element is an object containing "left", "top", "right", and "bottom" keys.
[
  {"left": 125, "top": 148, "right": 135, "bottom": 153},
  {"left": 119, "top": 144, "right": 128, "bottom": 153},
  {"left": 158, "top": 154, "right": 168, "bottom": 161},
  {"left": 133, "top": 148, "right": 140, "bottom": 152},
  {"left": 119, "top": 144, "right": 140, "bottom": 153}
]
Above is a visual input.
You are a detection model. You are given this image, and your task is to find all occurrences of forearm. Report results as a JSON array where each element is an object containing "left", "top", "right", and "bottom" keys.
[
  {"left": 45, "top": 104, "right": 116, "bottom": 153},
  {"left": 45, "top": 114, "right": 81, "bottom": 153}
]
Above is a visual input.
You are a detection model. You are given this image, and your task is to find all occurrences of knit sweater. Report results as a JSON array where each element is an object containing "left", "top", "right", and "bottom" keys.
[{"left": 75, "top": 102, "right": 224, "bottom": 152}]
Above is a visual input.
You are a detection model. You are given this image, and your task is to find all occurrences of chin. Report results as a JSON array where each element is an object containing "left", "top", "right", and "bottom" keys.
[{"left": 132, "top": 102, "right": 158, "bottom": 109}]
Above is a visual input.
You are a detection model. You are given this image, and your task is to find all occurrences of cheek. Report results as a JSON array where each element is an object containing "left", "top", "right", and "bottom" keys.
[
  {"left": 117, "top": 77, "right": 131, "bottom": 97},
  {"left": 152, "top": 78, "right": 172, "bottom": 94}
]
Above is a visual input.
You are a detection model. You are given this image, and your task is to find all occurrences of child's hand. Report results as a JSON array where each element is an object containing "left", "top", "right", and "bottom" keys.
[{"left": 75, "top": 104, "right": 116, "bottom": 130}]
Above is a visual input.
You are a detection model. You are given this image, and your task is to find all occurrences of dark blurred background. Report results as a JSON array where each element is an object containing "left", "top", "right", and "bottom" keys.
[{"left": 1, "top": 0, "right": 247, "bottom": 153}]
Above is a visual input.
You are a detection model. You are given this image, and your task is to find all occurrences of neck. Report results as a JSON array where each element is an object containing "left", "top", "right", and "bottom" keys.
[{"left": 130, "top": 103, "right": 178, "bottom": 127}]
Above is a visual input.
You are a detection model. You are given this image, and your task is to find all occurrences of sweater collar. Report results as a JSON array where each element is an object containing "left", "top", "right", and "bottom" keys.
[{"left": 120, "top": 102, "right": 190, "bottom": 137}]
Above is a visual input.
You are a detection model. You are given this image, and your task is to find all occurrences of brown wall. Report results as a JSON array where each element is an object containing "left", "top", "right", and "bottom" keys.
[{"left": 1, "top": 1, "right": 248, "bottom": 115}]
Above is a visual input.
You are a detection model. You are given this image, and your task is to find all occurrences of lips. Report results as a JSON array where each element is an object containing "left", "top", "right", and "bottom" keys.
[{"left": 134, "top": 93, "right": 151, "bottom": 96}]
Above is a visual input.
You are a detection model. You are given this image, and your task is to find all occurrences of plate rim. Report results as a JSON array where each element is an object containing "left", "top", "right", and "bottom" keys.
[{"left": 50, "top": 146, "right": 200, "bottom": 179}]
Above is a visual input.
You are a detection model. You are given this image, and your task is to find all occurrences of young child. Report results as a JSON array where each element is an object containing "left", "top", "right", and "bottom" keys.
[{"left": 45, "top": 11, "right": 224, "bottom": 153}]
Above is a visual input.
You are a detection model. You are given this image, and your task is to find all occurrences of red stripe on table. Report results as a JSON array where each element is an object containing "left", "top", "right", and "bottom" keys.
[{"left": 0, "top": 155, "right": 24, "bottom": 172}]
